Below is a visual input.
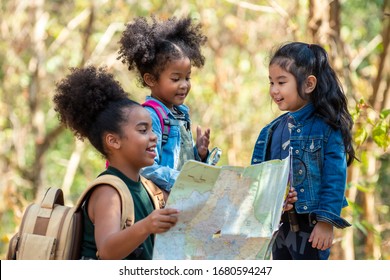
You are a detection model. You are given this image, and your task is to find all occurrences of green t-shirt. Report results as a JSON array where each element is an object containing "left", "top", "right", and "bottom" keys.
[{"left": 80, "top": 166, "right": 155, "bottom": 259}]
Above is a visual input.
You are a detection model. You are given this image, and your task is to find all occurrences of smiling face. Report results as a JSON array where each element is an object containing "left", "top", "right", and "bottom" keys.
[
  {"left": 105, "top": 106, "right": 157, "bottom": 181},
  {"left": 147, "top": 57, "right": 192, "bottom": 110},
  {"left": 119, "top": 106, "right": 157, "bottom": 169},
  {"left": 268, "top": 64, "right": 309, "bottom": 112}
]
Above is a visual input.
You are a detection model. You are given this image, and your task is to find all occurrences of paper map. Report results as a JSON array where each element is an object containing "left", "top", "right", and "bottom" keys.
[{"left": 153, "top": 157, "right": 290, "bottom": 260}]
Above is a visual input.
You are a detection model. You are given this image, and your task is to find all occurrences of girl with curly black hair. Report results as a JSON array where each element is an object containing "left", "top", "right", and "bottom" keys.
[
  {"left": 118, "top": 15, "right": 212, "bottom": 195},
  {"left": 53, "top": 66, "right": 178, "bottom": 259}
]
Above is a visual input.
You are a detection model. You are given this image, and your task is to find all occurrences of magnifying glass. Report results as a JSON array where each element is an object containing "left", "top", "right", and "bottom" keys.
[{"left": 206, "top": 147, "right": 222, "bottom": 166}]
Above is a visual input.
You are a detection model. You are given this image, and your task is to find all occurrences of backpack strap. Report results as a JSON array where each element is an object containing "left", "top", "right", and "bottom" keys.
[
  {"left": 32, "top": 188, "right": 66, "bottom": 236},
  {"left": 41, "top": 188, "right": 64, "bottom": 207},
  {"left": 140, "top": 176, "right": 166, "bottom": 209},
  {"left": 75, "top": 174, "right": 134, "bottom": 228},
  {"left": 142, "top": 100, "right": 180, "bottom": 145}
]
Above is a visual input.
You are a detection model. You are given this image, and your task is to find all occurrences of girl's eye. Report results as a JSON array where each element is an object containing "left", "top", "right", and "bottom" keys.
[{"left": 171, "top": 78, "right": 179, "bottom": 82}]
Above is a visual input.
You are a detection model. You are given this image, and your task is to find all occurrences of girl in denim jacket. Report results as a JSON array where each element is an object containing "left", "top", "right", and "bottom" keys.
[
  {"left": 118, "top": 16, "right": 211, "bottom": 195},
  {"left": 251, "top": 42, "right": 355, "bottom": 260}
]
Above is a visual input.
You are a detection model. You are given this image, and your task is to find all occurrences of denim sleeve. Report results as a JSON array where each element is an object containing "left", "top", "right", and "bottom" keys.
[
  {"left": 141, "top": 163, "right": 179, "bottom": 192},
  {"left": 140, "top": 107, "right": 179, "bottom": 192},
  {"left": 193, "top": 146, "right": 201, "bottom": 161},
  {"left": 314, "top": 128, "right": 351, "bottom": 229}
]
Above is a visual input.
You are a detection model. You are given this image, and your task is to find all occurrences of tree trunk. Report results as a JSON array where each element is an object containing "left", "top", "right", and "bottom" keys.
[
  {"left": 362, "top": 141, "right": 381, "bottom": 259},
  {"left": 344, "top": 165, "right": 360, "bottom": 259},
  {"left": 29, "top": 0, "right": 47, "bottom": 197},
  {"left": 370, "top": 0, "right": 390, "bottom": 111}
]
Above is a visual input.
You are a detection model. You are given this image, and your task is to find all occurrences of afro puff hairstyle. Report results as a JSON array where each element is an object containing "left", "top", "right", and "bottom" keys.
[
  {"left": 118, "top": 15, "right": 207, "bottom": 87},
  {"left": 53, "top": 66, "right": 140, "bottom": 157}
]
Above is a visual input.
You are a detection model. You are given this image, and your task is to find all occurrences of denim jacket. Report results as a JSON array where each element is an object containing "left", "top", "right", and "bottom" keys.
[
  {"left": 251, "top": 103, "right": 351, "bottom": 229},
  {"left": 141, "top": 96, "right": 202, "bottom": 192}
]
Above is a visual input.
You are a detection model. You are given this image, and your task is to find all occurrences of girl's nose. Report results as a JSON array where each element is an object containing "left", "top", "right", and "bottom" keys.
[
  {"left": 150, "top": 130, "right": 157, "bottom": 142},
  {"left": 270, "top": 85, "right": 278, "bottom": 95},
  {"left": 180, "top": 80, "right": 190, "bottom": 89}
]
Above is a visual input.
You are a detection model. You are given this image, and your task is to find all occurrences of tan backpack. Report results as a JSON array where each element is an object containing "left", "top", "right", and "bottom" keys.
[{"left": 7, "top": 174, "right": 165, "bottom": 260}]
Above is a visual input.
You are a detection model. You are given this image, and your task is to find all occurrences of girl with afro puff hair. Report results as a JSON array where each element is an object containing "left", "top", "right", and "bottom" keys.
[
  {"left": 118, "top": 15, "right": 212, "bottom": 195},
  {"left": 53, "top": 66, "right": 178, "bottom": 259}
]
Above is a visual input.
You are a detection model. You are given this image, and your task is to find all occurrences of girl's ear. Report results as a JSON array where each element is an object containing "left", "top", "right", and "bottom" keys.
[
  {"left": 143, "top": 73, "right": 156, "bottom": 87},
  {"left": 304, "top": 75, "right": 317, "bottom": 94},
  {"left": 105, "top": 133, "right": 121, "bottom": 150}
]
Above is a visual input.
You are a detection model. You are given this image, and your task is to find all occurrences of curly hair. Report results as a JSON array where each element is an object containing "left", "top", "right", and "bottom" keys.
[
  {"left": 53, "top": 66, "right": 140, "bottom": 157},
  {"left": 118, "top": 15, "right": 207, "bottom": 86}
]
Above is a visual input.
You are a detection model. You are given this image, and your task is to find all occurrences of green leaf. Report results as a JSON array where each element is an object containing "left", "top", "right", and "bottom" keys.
[
  {"left": 380, "top": 109, "right": 390, "bottom": 119},
  {"left": 372, "top": 121, "right": 390, "bottom": 148},
  {"left": 354, "top": 221, "right": 368, "bottom": 235},
  {"left": 356, "top": 183, "right": 372, "bottom": 193},
  {"left": 354, "top": 127, "right": 368, "bottom": 146}
]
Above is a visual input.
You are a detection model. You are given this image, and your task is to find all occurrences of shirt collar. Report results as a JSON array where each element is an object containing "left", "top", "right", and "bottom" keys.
[{"left": 288, "top": 102, "right": 315, "bottom": 124}]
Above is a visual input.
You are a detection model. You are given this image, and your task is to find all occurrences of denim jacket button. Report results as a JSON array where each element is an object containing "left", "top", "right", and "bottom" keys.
[
  {"left": 312, "top": 220, "right": 317, "bottom": 225},
  {"left": 298, "top": 169, "right": 303, "bottom": 175},
  {"left": 295, "top": 150, "right": 300, "bottom": 154},
  {"left": 300, "top": 188, "right": 304, "bottom": 192},
  {"left": 297, "top": 129, "right": 301, "bottom": 133},
  {"left": 253, "top": 159, "right": 258, "bottom": 163},
  {"left": 303, "top": 206, "right": 308, "bottom": 210}
]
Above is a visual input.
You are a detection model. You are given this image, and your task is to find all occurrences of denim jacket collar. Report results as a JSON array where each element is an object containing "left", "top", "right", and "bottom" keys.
[{"left": 288, "top": 102, "right": 315, "bottom": 125}]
